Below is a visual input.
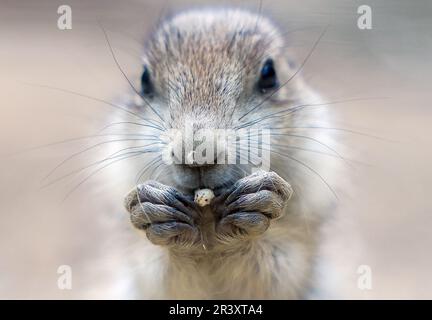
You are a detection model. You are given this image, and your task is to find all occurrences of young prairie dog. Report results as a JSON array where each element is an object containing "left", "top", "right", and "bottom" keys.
[{"left": 119, "top": 8, "right": 335, "bottom": 299}]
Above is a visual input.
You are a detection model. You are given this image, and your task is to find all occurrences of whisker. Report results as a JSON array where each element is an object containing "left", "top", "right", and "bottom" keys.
[
  {"left": 135, "top": 156, "right": 163, "bottom": 184},
  {"left": 235, "top": 143, "right": 338, "bottom": 199},
  {"left": 272, "top": 150, "right": 338, "bottom": 200},
  {"left": 109, "top": 143, "right": 165, "bottom": 157},
  {"left": 254, "top": 0, "right": 263, "bottom": 33},
  {"left": 148, "top": 161, "right": 165, "bottom": 181},
  {"left": 152, "top": 162, "right": 169, "bottom": 181},
  {"left": 61, "top": 151, "right": 155, "bottom": 201},
  {"left": 238, "top": 25, "right": 329, "bottom": 121},
  {"left": 43, "top": 148, "right": 159, "bottom": 188},
  {"left": 275, "top": 26, "right": 327, "bottom": 46},
  {"left": 42, "top": 140, "right": 162, "bottom": 182},
  {"left": 265, "top": 125, "right": 396, "bottom": 142},
  {"left": 238, "top": 143, "right": 341, "bottom": 160},
  {"left": 98, "top": 22, "right": 166, "bottom": 126},
  {"left": 236, "top": 97, "right": 389, "bottom": 129},
  {"left": 99, "top": 121, "right": 164, "bottom": 133},
  {"left": 243, "top": 131, "right": 347, "bottom": 163},
  {"left": 19, "top": 81, "right": 158, "bottom": 126},
  {"left": 4, "top": 134, "right": 160, "bottom": 157}
]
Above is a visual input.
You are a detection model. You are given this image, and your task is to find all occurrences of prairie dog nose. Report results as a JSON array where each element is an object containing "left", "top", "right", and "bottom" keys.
[
  {"left": 183, "top": 150, "right": 219, "bottom": 168},
  {"left": 167, "top": 136, "right": 226, "bottom": 167},
  {"left": 164, "top": 121, "right": 230, "bottom": 166}
]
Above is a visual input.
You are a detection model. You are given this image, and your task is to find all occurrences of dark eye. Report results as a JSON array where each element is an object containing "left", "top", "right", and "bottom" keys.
[
  {"left": 141, "top": 66, "right": 154, "bottom": 95},
  {"left": 258, "top": 59, "right": 278, "bottom": 93}
]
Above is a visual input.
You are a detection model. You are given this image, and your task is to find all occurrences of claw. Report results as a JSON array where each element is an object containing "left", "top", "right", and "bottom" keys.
[
  {"left": 212, "top": 171, "right": 292, "bottom": 240},
  {"left": 124, "top": 181, "right": 201, "bottom": 247}
]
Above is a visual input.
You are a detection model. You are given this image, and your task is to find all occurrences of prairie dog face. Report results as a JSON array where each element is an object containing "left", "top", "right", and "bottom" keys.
[{"left": 133, "top": 9, "right": 303, "bottom": 192}]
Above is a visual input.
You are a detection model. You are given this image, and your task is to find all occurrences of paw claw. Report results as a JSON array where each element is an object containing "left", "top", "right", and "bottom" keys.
[
  {"left": 124, "top": 181, "right": 201, "bottom": 247},
  {"left": 213, "top": 171, "right": 292, "bottom": 241}
]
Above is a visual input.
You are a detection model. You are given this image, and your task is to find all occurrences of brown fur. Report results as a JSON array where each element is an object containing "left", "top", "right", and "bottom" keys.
[{"left": 116, "top": 8, "right": 335, "bottom": 299}]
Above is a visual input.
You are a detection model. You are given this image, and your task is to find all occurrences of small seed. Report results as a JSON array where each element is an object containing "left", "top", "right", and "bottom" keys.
[{"left": 194, "top": 189, "right": 215, "bottom": 207}]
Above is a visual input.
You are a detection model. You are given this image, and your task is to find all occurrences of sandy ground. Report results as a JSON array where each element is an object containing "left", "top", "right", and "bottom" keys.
[{"left": 0, "top": 0, "right": 431, "bottom": 299}]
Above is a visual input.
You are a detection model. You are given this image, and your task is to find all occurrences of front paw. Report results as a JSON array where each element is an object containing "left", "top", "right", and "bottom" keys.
[
  {"left": 213, "top": 171, "right": 293, "bottom": 240},
  {"left": 124, "top": 181, "right": 201, "bottom": 247}
]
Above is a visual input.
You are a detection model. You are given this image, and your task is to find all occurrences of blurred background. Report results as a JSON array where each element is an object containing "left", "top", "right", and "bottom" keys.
[{"left": 0, "top": 0, "right": 431, "bottom": 299}]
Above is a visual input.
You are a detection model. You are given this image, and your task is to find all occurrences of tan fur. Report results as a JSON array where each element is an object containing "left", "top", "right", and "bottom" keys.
[{"left": 112, "top": 8, "right": 335, "bottom": 299}]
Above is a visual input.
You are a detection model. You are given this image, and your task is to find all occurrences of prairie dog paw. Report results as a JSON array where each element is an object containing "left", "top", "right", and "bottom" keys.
[
  {"left": 124, "top": 181, "right": 201, "bottom": 247},
  {"left": 212, "top": 171, "right": 292, "bottom": 241}
]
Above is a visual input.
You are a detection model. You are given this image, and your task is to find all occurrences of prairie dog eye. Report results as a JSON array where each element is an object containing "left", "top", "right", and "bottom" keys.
[
  {"left": 258, "top": 58, "right": 278, "bottom": 93},
  {"left": 141, "top": 66, "right": 153, "bottom": 95}
]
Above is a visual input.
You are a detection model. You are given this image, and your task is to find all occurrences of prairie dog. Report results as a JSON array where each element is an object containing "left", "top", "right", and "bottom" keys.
[{"left": 116, "top": 8, "right": 335, "bottom": 299}]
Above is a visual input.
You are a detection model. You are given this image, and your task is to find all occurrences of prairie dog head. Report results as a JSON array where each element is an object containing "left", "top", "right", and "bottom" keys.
[{"left": 127, "top": 9, "right": 317, "bottom": 193}]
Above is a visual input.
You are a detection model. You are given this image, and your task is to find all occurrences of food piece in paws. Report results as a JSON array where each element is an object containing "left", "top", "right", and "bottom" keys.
[{"left": 194, "top": 189, "right": 215, "bottom": 207}]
